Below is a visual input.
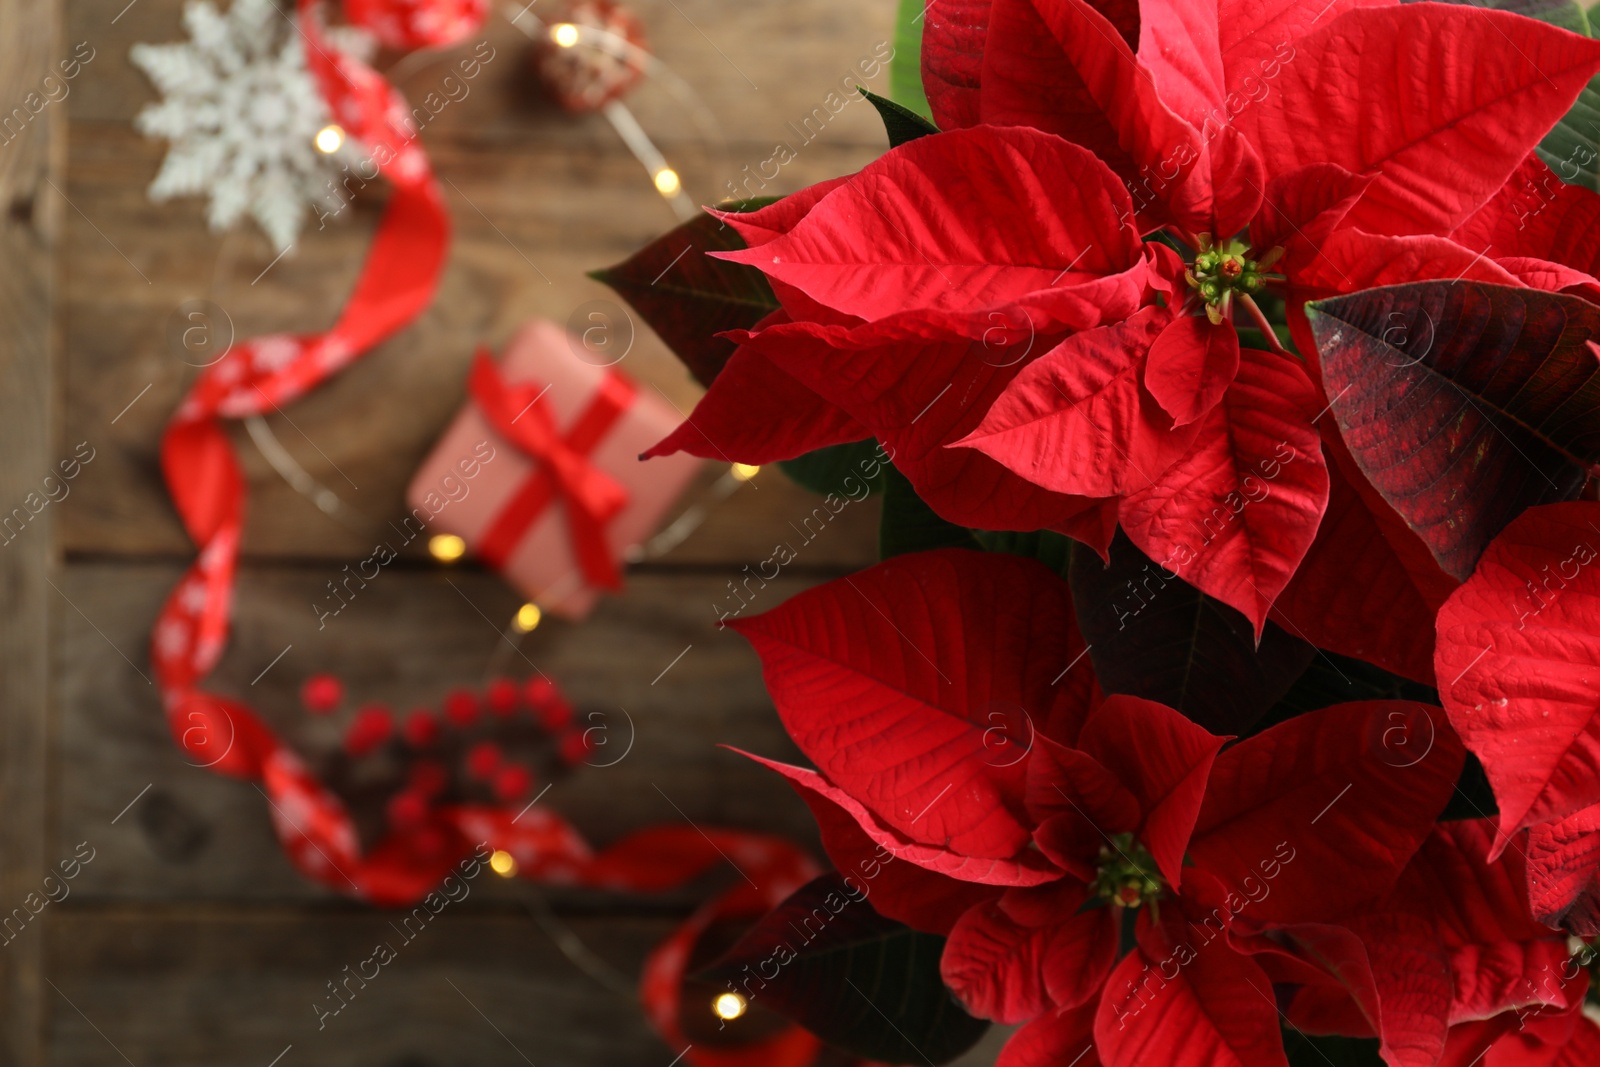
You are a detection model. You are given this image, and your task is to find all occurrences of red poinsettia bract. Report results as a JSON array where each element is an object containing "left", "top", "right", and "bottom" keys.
[
  {"left": 648, "top": 0, "right": 1600, "bottom": 649},
  {"left": 728, "top": 549, "right": 1467, "bottom": 1066}
]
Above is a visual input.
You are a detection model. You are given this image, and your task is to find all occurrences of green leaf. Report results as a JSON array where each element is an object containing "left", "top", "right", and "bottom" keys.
[
  {"left": 1308, "top": 281, "right": 1600, "bottom": 581},
  {"left": 778, "top": 439, "right": 888, "bottom": 496},
  {"left": 860, "top": 87, "right": 940, "bottom": 149},
  {"left": 1283, "top": 1031, "right": 1384, "bottom": 1066},
  {"left": 589, "top": 202, "right": 779, "bottom": 388},
  {"left": 701, "top": 873, "right": 988, "bottom": 1065},
  {"left": 973, "top": 529, "right": 1076, "bottom": 581},
  {"left": 1416, "top": 0, "right": 1599, "bottom": 188},
  {"left": 879, "top": 463, "right": 980, "bottom": 558},
  {"left": 890, "top": 0, "right": 934, "bottom": 121},
  {"left": 1070, "top": 532, "right": 1317, "bottom": 735}
]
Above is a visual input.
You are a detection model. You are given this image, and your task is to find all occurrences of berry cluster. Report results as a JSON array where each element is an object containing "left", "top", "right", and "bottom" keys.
[{"left": 297, "top": 672, "right": 594, "bottom": 845}]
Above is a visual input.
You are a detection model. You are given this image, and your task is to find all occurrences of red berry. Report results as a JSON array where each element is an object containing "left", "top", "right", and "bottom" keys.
[
  {"left": 386, "top": 790, "right": 429, "bottom": 830},
  {"left": 465, "top": 741, "right": 502, "bottom": 780},
  {"left": 443, "top": 688, "right": 479, "bottom": 728},
  {"left": 557, "top": 726, "right": 592, "bottom": 766},
  {"left": 523, "top": 675, "right": 558, "bottom": 707},
  {"left": 408, "top": 760, "right": 448, "bottom": 797},
  {"left": 300, "top": 673, "right": 344, "bottom": 715},
  {"left": 493, "top": 764, "right": 533, "bottom": 802},
  {"left": 343, "top": 704, "right": 393, "bottom": 757},
  {"left": 535, "top": 696, "right": 574, "bottom": 733},
  {"left": 487, "top": 678, "right": 519, "bottom": 716},
  {"left": 402, "top": 709, "right": 439, "bottom": 749}
]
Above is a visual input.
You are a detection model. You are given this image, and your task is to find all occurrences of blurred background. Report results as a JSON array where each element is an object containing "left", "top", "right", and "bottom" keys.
[{"left": 0, "top": 0, "right": 1015, "bottom": 1062}]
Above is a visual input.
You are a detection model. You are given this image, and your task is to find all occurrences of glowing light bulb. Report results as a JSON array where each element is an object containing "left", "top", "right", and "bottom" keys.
[
  {"left": 730, "top": 463, "right": 760, "bottom": 482},
  {"left": 513, "top": 603, "right": 543, "bottom": 633},
  {"left": 314, "top": 124, "right": 345, "bottom": 154},
  {"left": 489, "top": 849, "right": 518, "bottom": 877},
  {"left": 712, "top": 992, "right": 747, "bottom": 1020},
  {"left": 428, "top": 534, "right": 466, "bottom": 563},
  {"left": 653, "top": 168, "right": 682, "bottom": 196},
  {"left": 551, "top": 22, "right": 580, "bottom": 47}
]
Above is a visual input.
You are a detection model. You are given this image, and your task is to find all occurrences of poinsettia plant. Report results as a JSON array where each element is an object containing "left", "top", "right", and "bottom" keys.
[{"left": 594, "top": 0, "right": 1600, "bottom": 1063}]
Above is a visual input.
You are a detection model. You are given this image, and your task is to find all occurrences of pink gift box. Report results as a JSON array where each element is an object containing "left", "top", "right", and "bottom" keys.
[{"left": 407, "top": 320, "right": 703, "bottom": 619}]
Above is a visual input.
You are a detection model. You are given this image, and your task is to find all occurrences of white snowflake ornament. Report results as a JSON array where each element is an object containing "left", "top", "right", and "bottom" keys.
[{"left": 131, "top": 0, "right": 376, "bottom": 251}]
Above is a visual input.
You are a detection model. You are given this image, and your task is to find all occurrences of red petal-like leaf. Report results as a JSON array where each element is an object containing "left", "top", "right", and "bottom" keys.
[
  {"left": 1095, "top": 930, "right": 1287, "bottom": 1067},
  {"left": 790, "top": 764, "right": 1003, "bottom": 935},
  {"left": 740, "top": 314, "right": 1115, "bottom": 533},
  {"left": 1143, "top": 314, "right": 1240, "bottom": 428},
  {"left": 644, "top": 316, "right": 869, "bottom": 464},
  {"left": 1120, "top": 346, "right": 1330, "bottom": 634},
  {"left": 1190, "top": 701, "right": 1464, "bottom": 924},
  {"left": 1454, "top": 157, "right": 1600, "bottom": 282},
  {"left": 730, "top": 549, "right": 1092, "bottom": 859},
  {"left": 942, "top": 879, "right": 1117, "bottom": 1021},
  {"left": 997, "top": 1001, "right": 1101, "bottom": 1067},
  {"left": 980, "top": 0, "right": 1213, "bottom": 232},
  {"left": 746, "top": 753, "right": 1063, "bottom": 887},
  {"left": 921, "top": 0, "right": 991, "bottom": 130},
  {"left": 1076, "top": 695, "right": 1225, "bottom": 889},
  {"left": 717, "top": 126, "right": 1141, "bottom": 326},
  {"left": 1436, "top": 501, "right": 1600, "bottom": 840},
  {"left": 1310, "top": 280, "right": 1600, "bottom": 580},
  {"left": 956, "top": 306, "right": 1202, "bottom": 498},
  {"left": 1236, "top": 5, "right": 1600, "bottom": 236},
  {"left": 1527, "top": 804, "right": 1600, "bottom": 936}
]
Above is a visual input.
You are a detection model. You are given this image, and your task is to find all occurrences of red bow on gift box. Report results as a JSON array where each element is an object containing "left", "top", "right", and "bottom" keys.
[{"left": 467, "top": 351, "right": 634, "bottom": 590}]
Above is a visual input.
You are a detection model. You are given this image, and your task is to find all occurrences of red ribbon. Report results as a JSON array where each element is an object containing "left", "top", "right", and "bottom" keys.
[
  {"left": 149, "top": 6, "right": 822, "bottom": 1063},
  {"left": 468, "top": 351, "right": 634, "bottom": 590}
]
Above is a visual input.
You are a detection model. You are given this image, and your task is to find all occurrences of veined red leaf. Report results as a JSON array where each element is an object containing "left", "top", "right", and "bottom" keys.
[
  {"left": 1143, "top": 314, "right": 1240, "bottom": 428},
  {"left": 643, "top": 313, "right": 869, "bottom": 464},
  {"left": 1454, "top": 156, "right": 1600, "bottom": 281},
  {"left": 1310, "top": 280, "right": 1600, "bottom": 580},
  {"left": 729, "top": 549, "right": 1092, "bottom": 859},
  {"left": 1074, "top": 694, "right": 1225, "bottom": 889},
  {"left": 980, "top": 0, "right": 1213, "bottom": 232},
  {"left": 1095, "top": 929, "right": 1287, "bottom": 1067},
  {"left": 716, "top": 126, "right": 1142, "bottom": 326},
  {"left": 1190, "top": 701, "right": 1464, "bottom": 924},
  {"left": 920, "top": 0, "right": 992, "bottom": 130},
  {"left": 745, "top": 752, "right": 1064, "bottom": 887},
  {"left": 955, "top": 307, "right": 1202, "bottom": 499},
  {"left": 1235, "top": 4, "right": 1600, "bottom": 236},
  {"left": 738, "top": 312, "right": 1112, "bottom": 533},
  {"left": 1435, "top": 501, "right": 1600, "bottom": 841},
  {"left": 942, "top": 879, "right": 1116, "bottom": 1021},
  {"left": 1527, "top": 804, "right": 1600, "bottom": 935},
  {"left": 997, "top": 1001, "right": 1101, "bottom": 1067},
  {"left": 1121, "top": 346, "right": 1330, "bottom": 635}
]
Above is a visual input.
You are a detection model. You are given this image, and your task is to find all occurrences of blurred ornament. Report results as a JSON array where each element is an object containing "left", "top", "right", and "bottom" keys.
[
  {"left": 528, "top": 0, "right": 649, "bottom": 114},
  {"left": 130, "top": 0, "right": 375, "bottom": 250}
]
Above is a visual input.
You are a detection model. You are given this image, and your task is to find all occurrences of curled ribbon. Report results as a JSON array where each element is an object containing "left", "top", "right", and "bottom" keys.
[
  {"left": 150, "top": 3, "right": 818, "bottom": 1061},
  {"left": 468, "top": 350, "right": 633, "bottom": 590}
]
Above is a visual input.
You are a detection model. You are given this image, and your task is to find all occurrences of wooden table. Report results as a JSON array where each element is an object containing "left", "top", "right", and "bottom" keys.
[{"left": 0, "top": 1, "right": 1011, "bottom": 1062}]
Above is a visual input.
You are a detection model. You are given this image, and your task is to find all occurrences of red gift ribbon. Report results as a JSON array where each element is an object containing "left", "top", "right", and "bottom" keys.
[
  {"left": 149, "top": 5, "right": 825, "bottom": 1063},
  {"left": 468, "top": 350, "right": 635, "bottom": 590}
]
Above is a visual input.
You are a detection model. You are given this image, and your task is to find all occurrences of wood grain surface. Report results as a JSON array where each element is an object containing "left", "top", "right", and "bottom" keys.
[{"left": 19, "top": 0, "right": 935, "bottom": 1062}]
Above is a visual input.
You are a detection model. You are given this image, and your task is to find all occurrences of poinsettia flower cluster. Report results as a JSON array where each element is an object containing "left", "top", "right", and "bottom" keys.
[
  {"left": 724, "top": 549, "right": 1600, "bottom": 1067},
  {"left": 649, "top": 0, "right": 1600, "bottom": 650}
]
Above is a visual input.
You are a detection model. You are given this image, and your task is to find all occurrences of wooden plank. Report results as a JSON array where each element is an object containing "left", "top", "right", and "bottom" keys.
[
  {"left": 58, "top": 562, "right": 838, "bottom": 901},
  {"left": 65, "top": 0, "right": 900, "bottom": 148},
  {"left": 46, "top": 909, "right": 1014, "bottom": 1066},
  {"left": 59, "top": 123, "right": 883, "bottom": 566},
  {"left": 0, "top": 0, "right": 60, "bottom": 1059}
]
